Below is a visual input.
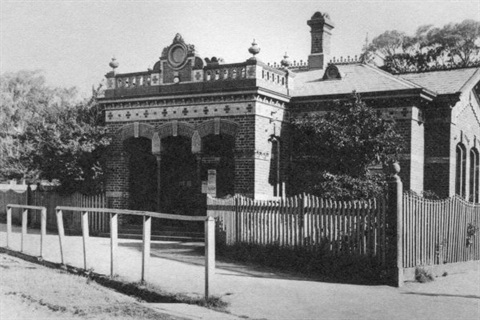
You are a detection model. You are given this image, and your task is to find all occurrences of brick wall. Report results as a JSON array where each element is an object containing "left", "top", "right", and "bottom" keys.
[
  {"left": 394, "top": 106, "right": 424, "bottom": 193},
  {"left": 104, "top": 111, "right": 261, "bottom": 208},
  {"left": 449, "top": 94, "right": 480, "bottom": 199},
  {"left": 424, "top": 105, "right": 451, "bottom": 198}
]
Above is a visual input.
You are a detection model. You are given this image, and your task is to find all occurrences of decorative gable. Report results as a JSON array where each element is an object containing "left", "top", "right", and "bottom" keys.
[{"left": 158, "top": 33, "right": 203, "bottom": 84}]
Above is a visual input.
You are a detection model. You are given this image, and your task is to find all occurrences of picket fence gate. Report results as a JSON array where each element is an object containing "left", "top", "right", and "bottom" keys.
[{"left": 403, "top": 193, "right": 480, "bottom": 268}]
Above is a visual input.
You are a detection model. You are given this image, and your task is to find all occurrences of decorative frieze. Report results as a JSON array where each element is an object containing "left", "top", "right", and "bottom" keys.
[
  {"left": 103, "top": 93, "right": 287, "bottom": 123},
  {"left": 102, "top": 94, "right": 258, "bottom": 110},
  {"left": 106, "top": 102, "right": 255, "bottom": 122}
]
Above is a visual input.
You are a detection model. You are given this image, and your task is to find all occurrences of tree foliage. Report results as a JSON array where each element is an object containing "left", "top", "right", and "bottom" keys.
[
  {"left": 289, "top": 93, "right": 404, "bottom": 200},
  {"left": 362, "top": 19, "right": 480, "bottom": 73},
  {"left": 0, "top": 70, "right": 110, "bottom": 194}
]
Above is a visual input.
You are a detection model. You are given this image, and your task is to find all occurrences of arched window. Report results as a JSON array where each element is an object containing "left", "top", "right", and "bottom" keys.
[
  {"left": 456, "top": 143, "right": 467, "bottom": 197},
  {"left": 470, "top": 148, "right": 479, "bottom": 202}
]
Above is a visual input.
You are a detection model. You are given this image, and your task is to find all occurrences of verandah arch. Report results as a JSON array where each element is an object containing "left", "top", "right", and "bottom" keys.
[
  {"left": 114, "top": 120, "right": 239, "bottom": 213},
  {"left": 197, "top": 119, "right": 239, "bottom": 198}
]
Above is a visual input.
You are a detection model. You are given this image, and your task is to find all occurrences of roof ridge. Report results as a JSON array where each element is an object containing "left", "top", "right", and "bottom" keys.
[
  {"left": 459, "top": 68, "right": 480, "bottom": 93},
  {"left": 361, "top": 63, "right": 423, "bottom": 90},
  {"left": 394, "top": 64, "right": 480, "bottom": 75}
]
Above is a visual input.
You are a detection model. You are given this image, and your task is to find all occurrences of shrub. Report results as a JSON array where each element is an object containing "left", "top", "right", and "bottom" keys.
[{"left": 415, "top": 267, "right": 435, "bottom": 283}]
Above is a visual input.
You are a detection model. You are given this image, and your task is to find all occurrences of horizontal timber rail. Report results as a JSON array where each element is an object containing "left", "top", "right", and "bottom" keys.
[
  {"left": 55, "top": 206, "right": 215, "bottom": 299},
  {"left": 55, "top": 206, "right": 207, "bottom": 221},
  {"left": 6, "top": 204, "right": 47, "bottom": 258}
]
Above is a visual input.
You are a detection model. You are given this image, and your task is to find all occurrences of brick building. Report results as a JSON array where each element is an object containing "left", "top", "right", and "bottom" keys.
[{"left": 98, "top": 11, "right": 480, "bottom": 213}]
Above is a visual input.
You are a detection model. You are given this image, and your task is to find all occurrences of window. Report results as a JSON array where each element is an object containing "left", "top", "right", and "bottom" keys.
[
  {"left": 456, "top": 143, "right": 467, "bottom": 197},
  {"left": 470, "top": 148, "right": 479, "bottom": 202}
]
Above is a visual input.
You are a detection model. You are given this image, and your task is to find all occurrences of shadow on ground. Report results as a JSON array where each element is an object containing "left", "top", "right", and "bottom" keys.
[
  {"left": 118, "top": 241, "right": 389, "bottom": 286},
  {"left": 402, "top": 292, "right": 480, "bottom": 299}
]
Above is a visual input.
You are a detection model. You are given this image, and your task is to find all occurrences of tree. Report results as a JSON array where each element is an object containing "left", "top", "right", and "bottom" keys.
[
  {"left": 289, "top": 93, "right": 404, "bottom": 200},
  {"left": 362, "top": 19, "right": 480, "bottom": 73},
  {"left": 0, "top": 70, "right": 110, "bottom": 194}
]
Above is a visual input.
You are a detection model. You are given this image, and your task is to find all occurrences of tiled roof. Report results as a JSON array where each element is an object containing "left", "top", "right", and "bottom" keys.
[
  {"left": 291, "top": 63, "right": 421, "bottom": 97},
  {"left": 396, "top": 68, "right": 480, "bottom": 95}
]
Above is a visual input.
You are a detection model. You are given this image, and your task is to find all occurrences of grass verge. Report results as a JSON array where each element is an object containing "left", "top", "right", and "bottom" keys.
[{"left": 0, "top": 247, "right": 229, "bottom": 313}]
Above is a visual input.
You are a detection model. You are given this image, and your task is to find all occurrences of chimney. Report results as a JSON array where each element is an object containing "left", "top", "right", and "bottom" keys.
[{"left": 307, "top": 12, "right": 334, "bottom": 70}]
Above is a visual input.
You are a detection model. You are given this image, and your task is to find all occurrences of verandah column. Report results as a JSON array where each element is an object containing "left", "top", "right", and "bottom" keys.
[
  {"left": 152, "top": 132, "right": 161, "bottom": 212},
  {"left": 192, "top": 130, "right": 202, "bottom": 194},
  {"left": 155, "top": 155, "right": 162, "bottom": 212}
]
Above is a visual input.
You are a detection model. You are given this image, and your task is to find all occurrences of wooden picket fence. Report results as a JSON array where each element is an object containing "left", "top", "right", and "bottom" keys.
[
  {"left": 0, "top": 189, "right": 107, "bottom": 233},
  {"left": 403, "top": 193, "right": 480, "bottom": 268},
  {"left": 31, "top": 192, "right": 107, "bottom": 233},
  {"left": 0, "top": 189, "right": 28, "bottom": 222},
  {"left": 208, "top": 194, "right": 387, "bottom": 259}
]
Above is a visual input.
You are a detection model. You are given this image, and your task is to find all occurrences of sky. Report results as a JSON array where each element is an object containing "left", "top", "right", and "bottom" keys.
[{"left": 1, "top": 0, "right": 479, "bottom": 97}]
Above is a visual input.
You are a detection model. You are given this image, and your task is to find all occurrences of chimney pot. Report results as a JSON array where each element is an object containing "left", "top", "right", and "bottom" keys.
[{"left": 307, "top": 11, "right": 334, "bottom": 70}]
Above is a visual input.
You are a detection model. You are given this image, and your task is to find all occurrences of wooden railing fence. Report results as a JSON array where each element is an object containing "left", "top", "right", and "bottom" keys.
[
  {"left": 54, "top": 206, "right": 215, "bottom": 299},
  {"left": 403, "top": 193, "right": 480, "bottom": 268},
  {"left": 208, "top": 194, "right": 387, "bottom": 259},
  {"left": 6, "top": 204, "right": 47, "bottom": 257}
]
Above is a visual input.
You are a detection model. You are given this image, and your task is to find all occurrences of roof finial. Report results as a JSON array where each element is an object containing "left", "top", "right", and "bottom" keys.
[
  {"left": 109, "top": 57, "right": 119, "bottom": 72},
  {"left": 281, "top": 52, "right": 291, "bottom": 68},
  {"left": 248, "top": 39, "right": 260, "bottom": 60}
]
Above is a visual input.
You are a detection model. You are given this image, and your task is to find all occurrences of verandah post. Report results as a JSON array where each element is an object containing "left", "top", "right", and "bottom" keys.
[{"left": 386, "top": 161, "right": 403, "bottom": 287}]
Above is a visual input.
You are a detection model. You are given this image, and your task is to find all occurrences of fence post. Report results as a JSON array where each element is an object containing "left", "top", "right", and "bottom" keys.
[
  {"left": 141, "top": 215, "right": 151, "bottom": 283},
  {"left": 386, "top": 161, "right": 403, "bottom": 287},
  {"left": 6, "top": 206, "right": 12, "bottom": 249},
  {"left": 40, "top": 207, "right": 47, "bottom": 258},
  {"left": 110, "top": 212, "right": 118, "bottom": 278},
  {"left": 56, "top": 209, "right": 66, "bottom": 265},
  {"left": 21, "top": 209, "right": 28, "bottom": 253},
  {"left": 205, "top": 216, "right": 215, "bottom": 300},
  {"left": 81, "top": 211, "right": 89, "bottom": 270}
]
